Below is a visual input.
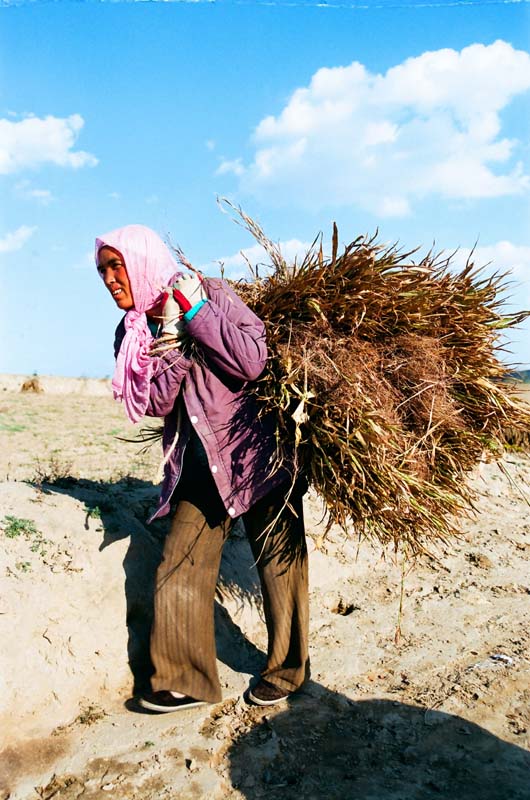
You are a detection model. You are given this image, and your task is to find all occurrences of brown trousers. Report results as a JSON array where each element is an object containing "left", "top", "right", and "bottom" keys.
[{"left": 150, "top": 479, "right": 309, "bottom": 703}]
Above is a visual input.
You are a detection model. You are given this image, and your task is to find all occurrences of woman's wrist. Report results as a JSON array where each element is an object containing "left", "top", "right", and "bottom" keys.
[{"left": 184, "top": 298, "right": 208, "bottom": 322}]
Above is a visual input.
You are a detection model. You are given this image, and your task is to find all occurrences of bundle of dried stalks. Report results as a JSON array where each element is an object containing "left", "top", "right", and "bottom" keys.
[{"left": 219, "top": 208, "right": 530, "bottom": 555}]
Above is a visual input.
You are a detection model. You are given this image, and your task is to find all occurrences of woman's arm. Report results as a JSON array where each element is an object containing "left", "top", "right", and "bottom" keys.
[
  {"left": 185, "top": 280, "right": 267, "bottom": 382},
  {"left": 114, "top": 318, "right": 192, "bottom": 418},
  {"left": 145, "top": 351, "right": 192, "bottom": 417}
]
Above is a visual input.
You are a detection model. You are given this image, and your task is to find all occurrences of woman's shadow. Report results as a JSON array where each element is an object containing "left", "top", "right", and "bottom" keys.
[
  {"left": 36, "top": 475, "right": 266, "bottom": 694},
  {"left": 226, "top": 683, "right": 530, "bottom": 800}
]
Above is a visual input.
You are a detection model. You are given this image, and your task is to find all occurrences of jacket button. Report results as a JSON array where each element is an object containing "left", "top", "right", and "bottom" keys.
[
  {"left": 228, "top": 507, "right": 236, "bottom": 517},
  {"left": 211, "top": 465, "right": 218, "bottom": 474},
  {"left": 190, "top": 415, "right": 198, "bottom": 424}
]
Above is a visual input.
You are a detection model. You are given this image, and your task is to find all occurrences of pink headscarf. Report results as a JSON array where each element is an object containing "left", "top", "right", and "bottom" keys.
[{"left": 95, "top": 224, "right": 180, "bottom": 423}]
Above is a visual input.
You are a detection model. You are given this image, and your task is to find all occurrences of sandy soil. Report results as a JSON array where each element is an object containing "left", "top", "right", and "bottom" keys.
[{"left": 1, "top": 380, "right": 529, "bottom": 800}]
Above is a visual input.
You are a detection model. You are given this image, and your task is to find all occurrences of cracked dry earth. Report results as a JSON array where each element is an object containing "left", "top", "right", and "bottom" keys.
[{"left": 1, "top": 385, "right": 530, "bottom": 800}]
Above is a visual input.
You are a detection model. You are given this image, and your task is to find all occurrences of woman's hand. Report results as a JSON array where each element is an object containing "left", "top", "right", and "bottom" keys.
[
  {"left": 172, "top": 274, "right": 206, "bottom": 313},
  {"left": 148, "top": 274, "right": 207, "bottom": 357},
  {"left": 149, "top": 290, "right": 189, "bottom": 356},
  {"left": 159, "top": 291, "right": 184, "bottom": 336}
]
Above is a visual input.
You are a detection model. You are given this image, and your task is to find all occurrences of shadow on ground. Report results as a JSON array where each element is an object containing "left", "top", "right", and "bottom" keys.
[
  {"left": 33, "top": 476, "right": 264, "bottom": 693},
  {"left": 227, "top": 684, "right": 530, "bottom": 800}
]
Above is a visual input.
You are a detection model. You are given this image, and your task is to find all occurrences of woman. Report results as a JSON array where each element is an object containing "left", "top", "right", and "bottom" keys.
[{"left": 96, "top": 224, "right": 309, "bottom": 712}]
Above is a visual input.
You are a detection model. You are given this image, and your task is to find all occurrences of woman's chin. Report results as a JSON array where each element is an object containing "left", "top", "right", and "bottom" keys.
[{"left": 115, "top": 297, "right": 134, "bottom": 311}]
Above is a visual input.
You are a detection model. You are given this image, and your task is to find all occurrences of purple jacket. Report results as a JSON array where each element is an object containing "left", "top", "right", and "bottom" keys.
[{"left": 116, "top": 279, "right": 292, "bottom": 521}]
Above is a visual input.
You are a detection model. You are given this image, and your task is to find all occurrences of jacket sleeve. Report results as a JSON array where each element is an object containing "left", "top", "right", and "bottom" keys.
[
  {"left": 114, "top": 318, "right": 192, "bottom": 419},
  {"left": 145, "top": 351, "right": 193, "bottom": 418},
  {"left": 185, "top": 280, "right": 267, "bottom": 382}
]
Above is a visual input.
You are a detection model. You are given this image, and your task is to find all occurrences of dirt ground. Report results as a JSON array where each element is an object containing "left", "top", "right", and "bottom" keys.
[{"left": 1, "top": 378, "right": 529, "bottom": 800}]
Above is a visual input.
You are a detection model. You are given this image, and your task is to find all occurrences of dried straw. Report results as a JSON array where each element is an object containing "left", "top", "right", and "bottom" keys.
[{"left": 220, "top": 206, "right": 530, "bottom": 555}]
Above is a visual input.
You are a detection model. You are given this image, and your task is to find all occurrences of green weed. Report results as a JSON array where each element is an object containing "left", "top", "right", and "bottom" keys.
[
  {"left": 84, "top": 504, "right": 102, "bottom": 519},
  {"left": 2, "top": 515, "right": 52, "bottom": 559},
  {"left": 2, "top": 515, "right": 38, "bottom": 538}
]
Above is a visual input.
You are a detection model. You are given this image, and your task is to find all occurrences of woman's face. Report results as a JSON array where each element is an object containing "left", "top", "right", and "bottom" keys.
[{"left": 97, "top": 246, "right": 135, "bottom": 311}]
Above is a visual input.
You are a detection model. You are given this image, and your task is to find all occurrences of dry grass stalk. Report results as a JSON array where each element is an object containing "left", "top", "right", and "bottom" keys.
[{"left": 225, "top": 207, "right": 530, "bottom": 555}]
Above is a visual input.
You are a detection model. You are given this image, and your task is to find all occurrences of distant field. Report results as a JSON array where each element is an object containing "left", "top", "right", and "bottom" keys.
[
  {"left": 0, "top": 389, "right": 160, "bottom": 484},
  {"left": 0, "top": 374, "right": 111, "bottom": 396}
]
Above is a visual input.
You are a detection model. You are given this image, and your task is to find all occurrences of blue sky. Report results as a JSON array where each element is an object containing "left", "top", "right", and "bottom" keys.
[{"left": 1, "top": 0, "right": 529, "bottom": 377}]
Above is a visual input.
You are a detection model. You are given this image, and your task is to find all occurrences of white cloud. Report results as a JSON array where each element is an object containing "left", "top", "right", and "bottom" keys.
[
  {"left": 223, "top": 41, "right": 530, "bottom": 216},
  {"left": 0, "top": 114, "right": 98, "bottom": 174},
  {"left": 0, "top": 225, "right": 37, "bottom": 253},
  {"left": 216, "top": 158, "right": 245, "bottom": 177},
  {"left": 15, "top": 180, "right": 53, "bottom": 204},
  {"left": 206, "top": 139, "right": 216, "bottom": 151},
  {"left": 466, "top": 242, "right": 530, "bottom": 278},
  {"left": 28, "top": 188, "right": 53, "bottom": 203},
  {"left": 206, "top": 238, "right": 312, "bottom": 279}
]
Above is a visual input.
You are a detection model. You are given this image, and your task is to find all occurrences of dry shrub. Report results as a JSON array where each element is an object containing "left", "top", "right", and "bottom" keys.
[
  {"left": 21, "top": 376, "right": 43, "bottom": 394},
  {"left": 32, "top": 454, "right": 74, "bottom": 486}
]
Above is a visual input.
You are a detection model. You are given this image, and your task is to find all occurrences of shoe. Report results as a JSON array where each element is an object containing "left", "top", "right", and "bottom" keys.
[
  {"left": 138, "top": 691, "right": 207, "bottom": 713},
  {"left": 248, "top": 679, "right": 291, "bottom": 707}
]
